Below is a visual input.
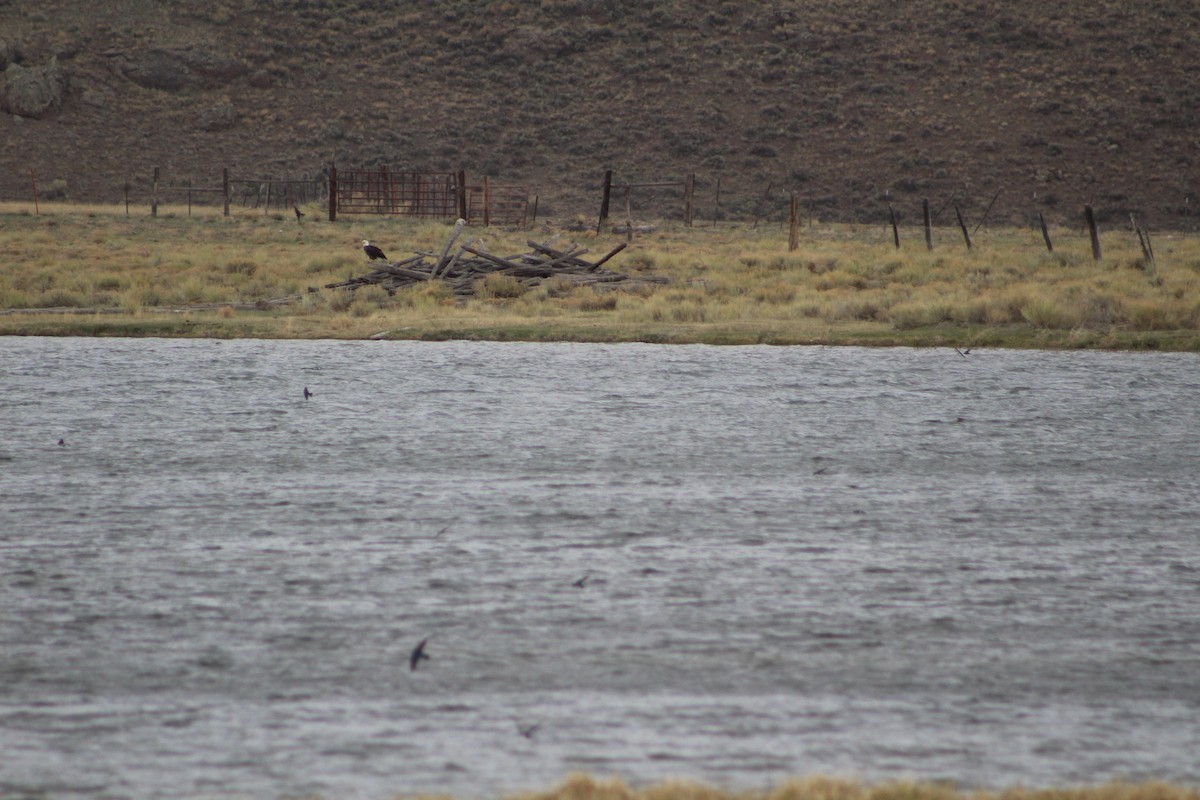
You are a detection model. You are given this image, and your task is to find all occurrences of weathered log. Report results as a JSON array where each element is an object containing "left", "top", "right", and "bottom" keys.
[{"left": 432, "top": 218, "right": 467, "bottom": 279}]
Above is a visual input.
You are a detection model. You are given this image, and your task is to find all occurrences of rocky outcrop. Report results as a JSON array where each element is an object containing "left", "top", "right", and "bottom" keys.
[
  {"left": 198, "top": 101, "right": 237, "bottom": 131},
  {"left": 0, "top": 56, "right": 65, "bottom": 118},
  {"left": 0, "top": 38, "right": 19, "bottom": 69},
  {"left": 117, "top": 48, "right": 248, "bottom": 91}
]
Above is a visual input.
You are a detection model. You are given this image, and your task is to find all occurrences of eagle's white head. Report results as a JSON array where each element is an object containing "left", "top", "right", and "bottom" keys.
[{"left": 362, "top": 239, "right": 371, "bottom": 247}]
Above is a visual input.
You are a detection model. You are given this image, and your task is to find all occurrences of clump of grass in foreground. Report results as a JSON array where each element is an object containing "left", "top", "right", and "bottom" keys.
[{"left": 498, "top": 773, "right": 1199, "bottom": 800}]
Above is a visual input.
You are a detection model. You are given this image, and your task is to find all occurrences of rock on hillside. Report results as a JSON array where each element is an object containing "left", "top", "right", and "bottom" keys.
[{"left": 1, "top": 57, "right": 65, "bottom": 118}]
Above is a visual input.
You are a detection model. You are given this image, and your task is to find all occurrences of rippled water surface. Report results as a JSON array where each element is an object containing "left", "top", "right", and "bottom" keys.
[{"left": 2, "top": 338, "right": 1199, "bottom": 800}]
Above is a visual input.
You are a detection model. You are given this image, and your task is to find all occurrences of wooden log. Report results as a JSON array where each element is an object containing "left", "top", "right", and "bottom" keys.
[
  {"left": 536, "top": 249, "right": 592, "bottom": 270},
  {"left": 151, "top": 167, "right": 159, "bottom": 217},
  {"left": 373, "top": 263, "right": 432, "bottom": 281},
  {"left": 460, "top": 244, "right": 529, "bottom": 271},
  {"left": 590, "top": 242, "right": 628, "bottom": 270},
  {"left": 527, "top": 240, "right": 590, "bottom": 267},
  {"left": 437, "top": 239, "right": 480, "bottom": 279},
  {"left": 1085, "top": 204, "right": 1102, "bottom": 260},
  {"left": 432, "top": 218, "right": 468, "bottom": 278}
]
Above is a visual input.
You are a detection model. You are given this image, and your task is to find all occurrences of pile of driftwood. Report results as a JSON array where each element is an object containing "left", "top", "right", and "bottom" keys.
[{"left": 326, "top": 219, "right": 664, "bottom": 299}]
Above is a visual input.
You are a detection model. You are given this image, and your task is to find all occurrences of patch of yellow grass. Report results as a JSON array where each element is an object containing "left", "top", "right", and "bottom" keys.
[
  {"left": 498, "top": 775, "right": 1199, "bottom": 800},
  {"left": 3, "top": 202, "right": 1200, "bottom": 349}
]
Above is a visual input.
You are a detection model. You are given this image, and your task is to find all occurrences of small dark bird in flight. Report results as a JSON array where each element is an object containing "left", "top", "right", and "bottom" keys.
[
  {"left": 518, "top": 722, "right": 541, "bottom": 739},
  {"left": 954, "top": 347, "right": 968, "bottom": 358},
  {"left": 362, "top": 239, "right": 389, "bottom": 261},
  {"left": 572, "top": 574, "right": 590, "bottom": 588},
  {"left": 303, "top": 386, "right": 313, "bottom": 400},
  {"left": 410, "top": 638, "right": 430, "bottom": 671}
]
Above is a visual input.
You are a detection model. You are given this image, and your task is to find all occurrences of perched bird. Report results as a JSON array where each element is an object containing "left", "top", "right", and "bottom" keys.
[
  {"left": 362, "top": 239, "right": 389, "bottom": 261},
  {"left": 410, "top": 638, "right": 430, "bottom": 671},
  {"left": 294, "top": 206, "right": 304, "bottom": 221},
  {"left": 303, "top": 386, "right": 313, "bottom": 400}
]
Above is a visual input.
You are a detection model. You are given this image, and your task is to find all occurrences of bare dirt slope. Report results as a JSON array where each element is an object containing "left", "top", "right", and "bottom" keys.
[{"left": 2, "top": 0, "right": 1198, "bottom": 229}]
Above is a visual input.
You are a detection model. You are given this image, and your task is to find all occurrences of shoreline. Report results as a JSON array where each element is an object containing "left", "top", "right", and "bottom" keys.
[{"left": 2, "top": 309, "right": 1198, "bottom": 352}]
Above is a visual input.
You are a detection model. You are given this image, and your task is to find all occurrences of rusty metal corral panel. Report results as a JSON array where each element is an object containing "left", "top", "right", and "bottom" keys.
[
  {"left": 337, "top": 169, "right": 461, "bottom": 218},
  {"left": 466, "top": 183, "right": 529, "bottom": 228}
]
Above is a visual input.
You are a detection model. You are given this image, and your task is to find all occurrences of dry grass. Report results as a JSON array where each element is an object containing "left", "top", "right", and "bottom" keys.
[
  {"left": 492, "top": 774, "right": 1200, "bottom": 800},
  {"left": 3, "top": 202, "right": 1200, "bottom": 350}
]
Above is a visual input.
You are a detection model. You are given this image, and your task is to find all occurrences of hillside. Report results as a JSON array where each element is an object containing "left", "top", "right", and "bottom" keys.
[{"left": 2, "top": 0, "right": 1199, "bottom": 229}]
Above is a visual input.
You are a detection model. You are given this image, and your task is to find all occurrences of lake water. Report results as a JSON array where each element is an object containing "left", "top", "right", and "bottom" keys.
[{"left": 1, "top": 338, "right": 1199, "bottom": 800}]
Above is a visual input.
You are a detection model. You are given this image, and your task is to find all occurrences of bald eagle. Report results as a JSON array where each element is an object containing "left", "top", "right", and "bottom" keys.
[{"left": 362, "top": 240, "right": 388, "bottom": 261}]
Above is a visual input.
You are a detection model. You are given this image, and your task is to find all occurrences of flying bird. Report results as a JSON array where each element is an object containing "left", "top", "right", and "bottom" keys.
[
  {"left": 518, "top": 722, "right": 541, "bottom": 739},
  {"left": 572, "top": 574, "right": 590, "bottom": 588},
  {"left": 410, "top": 638, "right": 430, "bottom": 671},
  {"left": 303, "top": 386, "right": 313, "bottom": 400},
  {"left": 362, "top": 239, "right": 389, "bottom": 261}
]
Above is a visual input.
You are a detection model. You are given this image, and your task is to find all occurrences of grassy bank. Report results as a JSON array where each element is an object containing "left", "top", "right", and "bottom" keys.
[
  {"left": 500, "top": 774, "right": 1197, "bottom": 800},
  {"left": 3, "top": 203, "right": 1199, "bottom": 350}
]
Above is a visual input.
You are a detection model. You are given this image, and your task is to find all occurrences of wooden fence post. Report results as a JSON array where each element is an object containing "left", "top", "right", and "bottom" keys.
[
  {"left": 923, "top": 198, "right": 933, "bottom": 251},
  {"left": 1039, "top": 212, "right": 1054, "bottom": 253},
  {"left": 597, "top": 168, "right": 613, "bottom": 232},
  {"left": 752, "top": 181, "right": 774, "bottom": 230},
  {"left": 456, "top": 170, "right": 468, "bottom": 220},
  {"left": 29, "top": 169, "right": 39, "bottom": 215},
  {"left": 483, "top": 175, "right": 491, "bottom": 227},
  {"left": 151, "top": 167, "right": 159, "bottom": 217},
  {"left": 955, "top": 204, "right": 972, "bottom": 250},
  {"left": 328, "top": 163, "right": 338, "bottom": 221},
  {"left": 1084, "top": 204, "right": 1101, "bottom": 260},
  {"left": 888, "top": 204, "right": 900, "bottom": 249},
  {"left": 684, "top": 172, "right": 695, "bottom": 227},
  {"left": 711, "top": 176, "right": 721, "bottom": 228},
  {"left": 223, "top": 168, "right": 230, "bottom": 216},
  {"left": 788, "top": 192, "right": 800, "bottom": 252},
  {"left": 624, "top": 183, "right": 633, "bottom": 243},
  {"left": 1131, "top": 214, "right": 1155, "bottom": 266},
  {"left": 124, "top": 181, "right": 130, "bottom": 215}
]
